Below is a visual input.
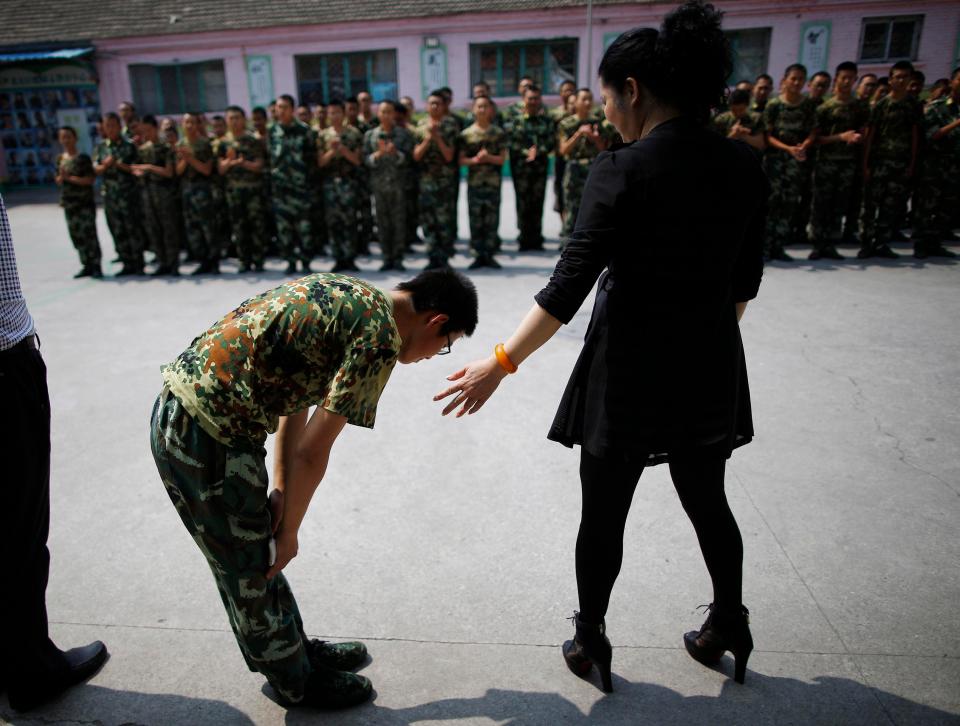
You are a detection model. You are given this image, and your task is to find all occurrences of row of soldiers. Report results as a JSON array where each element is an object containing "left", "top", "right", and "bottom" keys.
[
  {"left": 713, "top": 61, "right": 960, "bottom": 261},
  {"left": 55, "top": 78, "right": 618, "bottom": 278}
]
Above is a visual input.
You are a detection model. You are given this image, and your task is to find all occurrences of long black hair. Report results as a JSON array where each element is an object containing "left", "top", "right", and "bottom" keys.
[{"left": 598, "top": 0, "right": 731, "bottom": 124}]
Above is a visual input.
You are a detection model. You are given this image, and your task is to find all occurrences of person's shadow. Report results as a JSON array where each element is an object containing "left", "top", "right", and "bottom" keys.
[{"left": 282, "top": 670, "right": 960, "bottom": 725}]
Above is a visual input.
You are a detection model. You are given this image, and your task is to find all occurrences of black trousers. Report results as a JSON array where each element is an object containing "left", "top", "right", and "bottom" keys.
[
  {"left": 0, "top": 342, "right": 68, "bottom": 692},
  {"left": 576, "top": 447, "right": 744, "bottom": 623}
]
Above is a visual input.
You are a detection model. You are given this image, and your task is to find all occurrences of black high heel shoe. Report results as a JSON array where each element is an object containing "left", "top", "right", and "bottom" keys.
[
  {"left": 562, "top": 611, "right": 613, "bottom": 692},
  {"left": 683, "top": 603, "right": 753, "bottom": 684}
]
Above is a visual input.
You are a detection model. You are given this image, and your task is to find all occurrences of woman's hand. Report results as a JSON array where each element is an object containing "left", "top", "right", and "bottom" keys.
[
  {"left": 266, "top": 527, "right": 298, "bottom": 580},
  {"left": 434, "top": 355, "right": 509, "bottom": 417}
]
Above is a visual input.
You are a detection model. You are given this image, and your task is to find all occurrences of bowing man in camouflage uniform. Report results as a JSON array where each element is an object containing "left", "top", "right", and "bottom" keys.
[
  {"left": 55, "top": 126, "right": 101, "bottom": 278},
  {"left": 413, "top": 91, "right": 460, "bottom": 269},
  {"left": 507, "top": 84, "right": 555, "bottom": 251},
  {"left": 364, "top": 101, "right": 415, "bottom": 271},
  {"left": 150, "top": 269, "right": 478, "bottom": 709},
  {"left": 762, "top": 64, "right": 816, "bottom": 261},
  {"left": 176, "top": 112, "right": 220, "bottom": 275},
  {"left": 270, "top": 94, "right": 318, "bottom": 275},
  {"left": 94, "top": 112, "right": 144, "bottom": 276},
  {"left": 859, "top": 61, "right": 922, "bottom": 259},
  {"left": 317, "top": 100, "right": 364, "bottom": 272},
  {"left": 557, "top": 89, "right": 612, "bottom": 241},
  {"left": 808, "top": 62, "right": 869, "bottom": 260},
  {"left": 133, "top": 115, "right": 182, "bottom": 275},
  {"left": 911, "top": 67, "right": 960, "bottom": 258},
  {"left": 218, "top": 106, "right": 269, "bottom": 272},
  {"left": 459, "top": 95, "right": 507, "bottom": 269}
]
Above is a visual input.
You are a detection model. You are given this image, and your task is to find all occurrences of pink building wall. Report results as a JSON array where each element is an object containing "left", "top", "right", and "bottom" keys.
[{"left": 91, "top": 0, "right": 960, "bottom": 119}]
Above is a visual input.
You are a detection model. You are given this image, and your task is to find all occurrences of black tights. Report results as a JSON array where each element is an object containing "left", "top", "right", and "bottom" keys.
[{"left": 575, "top": 448, "right": 743, "bottom": 623}]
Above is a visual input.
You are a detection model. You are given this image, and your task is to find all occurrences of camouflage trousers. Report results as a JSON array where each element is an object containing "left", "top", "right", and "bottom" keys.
[
  {"left": 272, "top": 186, "right": 314, "bottom": 266},
  {"left": 182, "top": 183, "right": 220, "bottom": 265},
  {"left": 143, "top": 184, "right": 182, "bottom": 269},
  {"left": 405, "top": 170, "right": 420, "bottom": 248},
  {"left": 226, "top": 185, "right": 268, "bottom": 267},
  {"left": 763, "top": 152, "right": 808, "bottom": 255},
  {"left": 372, "top": 184, "right": 406, "bottom": 265},
  {"left": 212, "top": 183, "right": 231, "bottom": 256},
  {"left": 309, "top": 179, "right": 328, "bottom": 256},
  {"left": 448, "top": 169, "right": 461, "bottom": 244},
  {"left": 912, "top": 159, "right": 959, "bottom": 244},
  {"left": 810, "top": 157, "right": 857, "bottom": 248},
  {"left": 512, "top": 159, "right": 548, "bottom": 249},
  {"left": 357, "top": 171, "right": 375, "bottom": 247},
  {"left": 553, "top": 157, "right": 566, "bottom": 214},
  {"left": 843, "top": 162, "right": 864, "bottom": 240},
  {"left": 793, "top": 153, "right": 814, "bottom": 243},
  {"left": 561, "top": 160, "right": 590, "bottom": 240},
  {"left": 63, "top": 203, "right": 101, "bottom": 269},
  {"left": 322, "top": 176, "right": 359, "bottom": 262},
  {"left": 467, "top": 182, "right": 501, "bottom": 258},
  {"left": 419, "top": 172, "right": 457, "bottom": 262},
  {"left": 150, "top": 389, "right": 311, "bottom": 704},
  {"left": 860, "top": 157, "right": 911, "bottom": 250},
  {"left": 103, "top": 185, "right": 144, "bottom": 268}
]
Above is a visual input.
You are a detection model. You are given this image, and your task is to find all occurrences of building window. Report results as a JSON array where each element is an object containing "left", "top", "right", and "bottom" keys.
[
  {"left": 296, "top": 50, "right": 398, "bottom": 106},
  {"left": 129, "top": 61, "right": 227, "bottom": 115},
  {"left": 859, "top": 16, "right": 923, "bottom": 63},
  {"left": 469, "top": 39, "right": 577, "bottom": 96},
  {"left": 726, "top": 29, "right": 771, "bottom": 84}
]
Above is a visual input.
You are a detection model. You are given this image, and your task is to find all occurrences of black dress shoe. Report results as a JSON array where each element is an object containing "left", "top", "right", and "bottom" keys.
[
  {"left": 9, "top": 641, "right": 108, "bottom": 712},
  {"left": 191, "top": 262, "right": 210, "bottom": 276},
  {"left": 821, "top": 245, "right": 845, "bottom": 260},
  {"left": 90, "top": 266, "right": 103, "bottom": 279},
  {"left": 73, "top": 266, "right": 92, "bottom": 279},
  {"left": 769, "top": 249, "right": 794, "bottom": 262},
  {"left": 238, "top": 263, "right": 252, "bottom": 273},
  {"left": 424, "top": 257, "right": 451, "bottom": 270},
  {"left": 485, "top": 256, "right": 502, "bottom": 269},
  {"left": 874, "top": 244, "right": 900, "bottom": 259},
  {"left": 151, "top": 265, "right": 172, "bottom": 276},
  {"left": 468, "top": 257, "right": 488, "bottom": 270},
  {"left": 393, "top": 260, "right": 406, "bottom": 271},
  {"left": 379, "top": 261, "right": 395, "bottom": 272},
  {"left": 284, "top": 262, "right": 298, "bottom": 274}
]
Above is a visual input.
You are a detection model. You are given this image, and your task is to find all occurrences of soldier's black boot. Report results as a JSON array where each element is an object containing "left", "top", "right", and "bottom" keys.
[
  {"left": 299, "top": 663, "right": 373, "bottom": 709},
  {"left": 683, "top": 603, "right": 753, "bottom": 684},
  {"left": 562, "top": 611, "right": 613, "bottom": 692},
  {"left": 73, "top": 266, "right": 92, "bottom": 278},
  {"left": 306, "top": 639, "right": 368, "bottom": 671}
]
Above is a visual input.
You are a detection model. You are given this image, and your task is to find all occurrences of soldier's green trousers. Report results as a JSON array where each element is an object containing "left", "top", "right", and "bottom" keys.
[
  {"left": 419, "top": 172, "right": 456, "bottom": 262},
  {"left": 405, "top": 169, "right": 420, "bottom": 248},
  {"left": 512, "top": 158, "right": 548, "bottom": 249},
  {"left": 150, "top": 388, "right": 311, "bottom": 704},
  {"left": 143, "top": 185, "right": 182, "bottom": 269},
  {"left": 912, "top": 158, "right": 959, "bottom": 245},
  {"left": 860, "top": 157, "right": 911, "bottom": 251},
  {"left": 63, "top": 204, "right": 101, "bottom": 269},
  {"left": 561, "top": 160, "right": 590, "bottom": 240},
  {"left": 309, "top": 179, "right": 328, "bottom": 257},
  {"left": 323, "top": 176, "right": 359, "bottom": 262},
  {"left": 763, "top": 152, "right": 808, "bottom": 256},
  {"left": 272, "top": 186, "right": 314, "bottom": 266},
  {"left": 226, "top": 185, "right": 268, "bottom": 267},
  {"left": 103, "top": 185, "right": 144, "bottom": 269},
  {"left": 467, "top": 183, "right": 501, "bottom": 259},
  {"left": 357, "top": 170, "right": 375, "bottom": 247},
  {"left": 182, "top": 183, "right": 220, "bottom": 265},
  {"left": 810, "top": 158, "right": 857, "bottom": 249},
  {"left": 372, "top": 184, "right": 406, "bottom": 266}
]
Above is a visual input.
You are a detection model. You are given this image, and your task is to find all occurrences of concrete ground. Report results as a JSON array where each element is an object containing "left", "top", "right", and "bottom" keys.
[{"left": 2, "top": 183, "right": 959, "bottom": 725}]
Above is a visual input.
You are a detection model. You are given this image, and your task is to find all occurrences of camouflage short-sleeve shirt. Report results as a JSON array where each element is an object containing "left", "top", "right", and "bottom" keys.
[
  {"left": 177, "top": 137, "right": 215, "bottom": 188},
  {"left": 763, "top": 96, "right": 816, "bottom": 147},
  {"left": 161, "top": 273, "right": 402, "bottom": 447},
  {"left": 58, "top": 153, "right": 95, "bottom": 209},
  {"left": 869, "top": 95, "right": 922, "bottom": 162},
  {"left": 814, "top": 97, "right": 869, "bottom": 163},
  {"left": 217, "top": 132, "right": 268, "bottom": 189},
  {"left": 460, "top": 123, "right": 506, "bottom": 188},
  {"left": 318, "top": 125, "right": 364, "bottom": 179}
]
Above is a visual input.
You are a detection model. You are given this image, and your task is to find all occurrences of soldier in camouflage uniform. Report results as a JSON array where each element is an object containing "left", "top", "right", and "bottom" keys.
[
  {"left": 270, "top": 94, "right": 318, "bottom": 275},
  {"left": 793, "top": 71, "right": 832, "bottom": 246},
  {"left": 210, "top": 116, "right": 233, "bottom": 258},
  {"left": 364, "top": 101, "right": 415, "bottom": 271},
  {"left": 712, "top": 88, "right": 766, "bottom": 154},
  {"left": 859, "top": 62, "right": 923, "bottom": 259},
  {"left": 55, "top": 126, "right": 101, "bottom": 278},
  {"left": 413, "top": 92, "right": 460, "bottom": 269},
  {"left": 317, "top": 100, "right": 364, "bottom": 272},
  {"left": 440, "top": 88, "right": 465, "bottom": 247},
  {"left": 762, "top": 64, "right": 816, "bottom": 261},
  {"left": 299, "top": 106, "right": 328, "bottom": 259},
  {"left": 809, "top": 62, "right": 869, "bottom": 260},
  {"left": 507, "top": 85, "right": 555, "bottom": 250},
  {"left": 459, "top": 95, "right": 506, "bottom": 269},
  {"left": 94, "top": 112, "right": 145, "bottom": 276},
  {"left": 218, "top": 106, "right": 269, "bottom": 272},
  {"left": 133, "top": 115, "right": 182, "bottom": 275},
  {"left": 347, "top": 97, "right": 376, "bottom": 251},
  {"left": 394, "top": 102, "right": 421, "bottom": 250},
  {"left": 252, "top": 106, "right": 279, "bottom": 257},
  {"left": 557, "top": 89, "right": 613, "bottom": 242},
  {"left": 551, "top": 80, "right": 576, "bottom": 218},
  {"left": 150, "top": 269, "right": 477, "bottom": 708},
  {"left": 176, "top": 113, "right": 220, "bottom": 274},
  {"left": 911, "top": 68, "right": 960, "bottom": 258},
  {"left": 750, "top": 74, "right": 773, "bottom": 114}
]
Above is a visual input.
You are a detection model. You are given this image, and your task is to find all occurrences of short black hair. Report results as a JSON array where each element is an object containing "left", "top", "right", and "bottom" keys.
[
  {"left": 599, "top": 1, "right": 731, "bottom": 124},
  {"left": 953, "top": 67, "right": 960, "bottom": 80},
  {"left": 890, "top": 60, "right": 914, "bottom": 75},
  {"left": 911, "top": 69, "right": 926, "bottom": 84},
  {"left": 101, "top": 111, "right": 121, "bottom": 123},
  {"left": 58, "top": 125, "right": 77, "bottom": 137},
  {"left": 559, "top": 79, "right": 576, "bottom": 89},
  {"left": 783, "top": 63, "right": 807, "bottom": 79},
  {"left": 576, "top": 87, "right": 592, "bottom": 97},
  {"left": 140, "top": 114, "right": 158, "bottom": 127},
  {"left": 326, "top": 99, "right": 345, "bottom": 111},
  {"left": 754, "top": 73, "right": 773, "bottom": 84},
  {"left": 252, "top": 106, "right": 267, "bottom": 117},
  {"left": 877, "top": 76, "right": 890, "bottom": 87},
  {"left": 811, "top": 71, "right": 831, "bottom": 83},
  {"left": 835, "top": 61, "right": 858, "bottom": 76},
  {"left": 212, "top": 114, "right": 225, "bottom": 122},
  {"left": 729, "top": 88, "right": 751, "bottom": 106},
  {"left": 345, "top": 96, "right": 358, "bottom": 105},
  {"left": 278, "top": 93, "right": 296, "bottom": 106},
  {"left": 396, "top": 269, "right": 479, "bottom": 336},
  {"left": 225, "top": 105, "right": 245, "bottom": 116},
  {"left": 524, "top": 84, "right": 542, "bottom": 95}
]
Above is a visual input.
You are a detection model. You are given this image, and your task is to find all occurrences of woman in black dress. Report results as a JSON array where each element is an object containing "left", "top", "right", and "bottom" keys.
[{"left": 435, "top": 1, "right": 766, "bottom": 691}]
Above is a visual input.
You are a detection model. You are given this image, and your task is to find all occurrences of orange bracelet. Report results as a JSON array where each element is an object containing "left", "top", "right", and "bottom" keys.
[{"left": 494, "top": 343, "right": 518, "bottom": 374}]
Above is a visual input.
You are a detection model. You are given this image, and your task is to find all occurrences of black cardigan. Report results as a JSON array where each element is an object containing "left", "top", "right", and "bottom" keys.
[{"left": 534, "top": 115, "right": 767, "bottom": 465}]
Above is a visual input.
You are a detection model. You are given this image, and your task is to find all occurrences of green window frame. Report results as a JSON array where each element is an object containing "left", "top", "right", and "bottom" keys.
[
  {"left": 469, "top": 38, "right": 578, "bottom": 96},
  {"left": 295, "top": 50, "right": 398, "bottom": 106},
  {"left": 858, "top": 16, "right": 924, "bottom": 63},
  {"left": 128, "top": 60, "right": 227, "bottom": 115}
]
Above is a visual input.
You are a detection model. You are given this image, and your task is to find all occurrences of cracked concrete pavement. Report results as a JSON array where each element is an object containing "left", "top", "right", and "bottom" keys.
[{"left": 1, "top": 185, "right": 958, "bottom": 725}]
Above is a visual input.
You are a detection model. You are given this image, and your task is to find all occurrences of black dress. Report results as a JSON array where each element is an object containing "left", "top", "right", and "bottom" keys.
[{"left": 534, "top": 116, "right": 767, "bottom": 466}]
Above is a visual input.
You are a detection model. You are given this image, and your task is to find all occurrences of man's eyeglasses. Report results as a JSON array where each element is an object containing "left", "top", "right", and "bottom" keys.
[{"left": 437, "top": 333, "right": 452, "bottom": 355}]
